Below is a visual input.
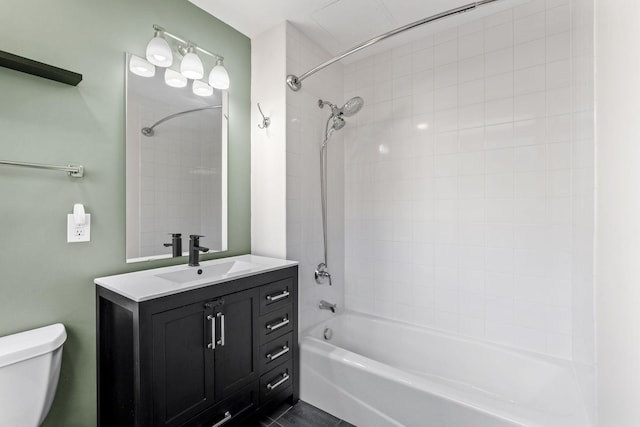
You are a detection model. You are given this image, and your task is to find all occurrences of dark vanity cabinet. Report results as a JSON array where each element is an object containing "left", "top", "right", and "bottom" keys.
[{"left": 96, "top": 265, "right": 298, "bottom": 427}]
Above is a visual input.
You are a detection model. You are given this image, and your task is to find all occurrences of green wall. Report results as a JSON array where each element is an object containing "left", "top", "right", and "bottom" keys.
[{"left": 0, "top": 1, "right": 250, "bottom": 425}]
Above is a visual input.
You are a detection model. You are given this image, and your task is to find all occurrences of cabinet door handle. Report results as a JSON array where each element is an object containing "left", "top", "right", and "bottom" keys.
[
  {"left": 207, "top": 314, "right": 215, "bottom": 350},
  {"left": 266, "top": 290, "right": 289, "bottom": 302},
  {"left": 266, "top": 317, "right": 289, "bottom": 331},
  {"left": 211, "top": 410, "right": 232, "bottom": 427},
  {"left": 217, "top": 312, "right": 225, "bottom": 346},
  {"left": 266, "top": 372, "right": 290, "bottom": 391},
  {"left": 266, "top": 345, "right": 289, "bottom": 361}
]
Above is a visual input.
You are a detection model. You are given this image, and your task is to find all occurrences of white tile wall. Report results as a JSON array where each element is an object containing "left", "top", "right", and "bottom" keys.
[
  {"left": 343, "top": 0, "right": 594, "bottom": 360},
  {"left": 569, "top": 2, "right": 595, "bottom": 421}
]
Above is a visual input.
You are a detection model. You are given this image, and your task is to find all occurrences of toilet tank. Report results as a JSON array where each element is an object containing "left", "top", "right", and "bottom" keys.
[{"left": 0, "top": 323, "right": 67, "bottom": 427}]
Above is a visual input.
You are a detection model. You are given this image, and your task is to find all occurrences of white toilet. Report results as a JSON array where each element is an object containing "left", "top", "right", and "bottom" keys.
[{"left": 0, "top": 323, "right": 67, "bottom": 427}]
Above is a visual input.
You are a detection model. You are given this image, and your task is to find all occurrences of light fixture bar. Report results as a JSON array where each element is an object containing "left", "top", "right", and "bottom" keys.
[{"left": 152, "top": 24, "right": 224, "bottom": 61}]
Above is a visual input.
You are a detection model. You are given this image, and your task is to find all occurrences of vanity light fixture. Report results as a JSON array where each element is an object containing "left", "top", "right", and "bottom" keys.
[
  {"left": 164, "top": 69, "right": 187, "bottom": 88},
  {"left": 141, "top": 24, "right": 230, "bottom": 90},
  {"left": 129, "top": 55, "right": 155, "bottom": 77},
  {"left": 208, "top": 58, "right": 230, "bottom": 90},
  {"left": 180, "top": 46, "right": 204, "bottom": 80},
  {"left": 146, "top": 31, "right": 173, "bottom": 67},
  {"left": 192, "top": 80, "right": 213, "bottom": 97}
]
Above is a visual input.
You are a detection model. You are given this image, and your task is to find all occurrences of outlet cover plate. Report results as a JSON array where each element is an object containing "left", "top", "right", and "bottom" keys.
[{"left": 67, "top": 214, "right": 91, "bottom": 242}]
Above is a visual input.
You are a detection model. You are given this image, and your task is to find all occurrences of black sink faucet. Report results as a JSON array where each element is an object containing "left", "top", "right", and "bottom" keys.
[
  {"left": 189, "top": 235, "right": 209, "bottom": 267},
  {"left": 163, "top": 233, "right": 183, "bottom": 258}
]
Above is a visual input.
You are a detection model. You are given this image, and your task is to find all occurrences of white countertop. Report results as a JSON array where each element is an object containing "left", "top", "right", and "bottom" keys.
[{"left": 95, "top": 254, "right": 298, "bottom": 302}]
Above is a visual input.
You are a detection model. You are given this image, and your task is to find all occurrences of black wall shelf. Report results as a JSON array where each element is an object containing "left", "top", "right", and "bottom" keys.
[{"left": 0, "top": 50, "right": 82, "bottom": 86}]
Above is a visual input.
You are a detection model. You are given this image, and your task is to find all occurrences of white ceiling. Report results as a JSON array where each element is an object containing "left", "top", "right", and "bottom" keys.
[{"left": 189, "top": 0, "right": 528, "bottom": 63}]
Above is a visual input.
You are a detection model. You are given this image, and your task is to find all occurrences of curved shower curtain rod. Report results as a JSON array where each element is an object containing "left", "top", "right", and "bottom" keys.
[
  {"left": 286, "top": 0, "right": 501, "bottom": 91},
  {"left": 141, "top": 105, "right": 222, "bottom": 137}
]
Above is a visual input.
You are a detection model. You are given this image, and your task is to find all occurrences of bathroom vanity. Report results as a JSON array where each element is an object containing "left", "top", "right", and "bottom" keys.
[{"left": 95, "top": 255, "right": 298, "bottom": 427}]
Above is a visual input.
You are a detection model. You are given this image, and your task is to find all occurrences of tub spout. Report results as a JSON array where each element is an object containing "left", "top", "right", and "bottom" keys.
[{"left": 319, "top": 300, "right": 336, "bottom": 313}]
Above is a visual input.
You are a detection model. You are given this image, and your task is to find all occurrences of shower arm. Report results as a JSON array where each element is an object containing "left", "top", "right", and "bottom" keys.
[
  {"left": 286, "top": 0, "right": 500, "bottom": 91},
  {"left": 141, "top": 105, "right": 221, "bottom": 136}
]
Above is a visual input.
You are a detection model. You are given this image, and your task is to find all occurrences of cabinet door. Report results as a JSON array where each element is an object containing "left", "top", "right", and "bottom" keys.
[
  {"left": 151, "top": 301, "right": 217, "bottom": 427},
  {"left": 215, "top": 287, "right": 259, "bottom": 399}
]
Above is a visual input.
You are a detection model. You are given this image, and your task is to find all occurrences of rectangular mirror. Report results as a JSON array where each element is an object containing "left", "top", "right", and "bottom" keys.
[{"left": 125, "top": 53, "right": 228, "bottom": 263}]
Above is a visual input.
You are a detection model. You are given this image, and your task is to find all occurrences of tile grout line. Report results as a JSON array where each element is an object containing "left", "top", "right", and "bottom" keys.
[{"left": 268, "top": 404, "right": 294, "bottom": 423}]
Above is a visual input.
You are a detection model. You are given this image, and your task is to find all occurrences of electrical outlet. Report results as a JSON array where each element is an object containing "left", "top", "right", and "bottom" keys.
[{"left": 67, "top": 214, "right": 91, "bottom": 243}]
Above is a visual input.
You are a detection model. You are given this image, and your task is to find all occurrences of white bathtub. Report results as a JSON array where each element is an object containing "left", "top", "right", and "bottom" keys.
[{"left": 300, "top": 312, "right": 590, "bottom": 427}]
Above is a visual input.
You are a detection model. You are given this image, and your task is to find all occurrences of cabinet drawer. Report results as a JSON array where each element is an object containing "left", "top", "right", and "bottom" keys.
[
  {"left": 259, "top": 359, "right": 293, "bottom": 404},
  {"left": 259, "top": 332, "right": 293, "bottom": 373},
  {"left": 259, "top": 279, "right": 294, "bottom": 315},
  {"left": 189, "top": 381, "right": 257, "bottom": 427},
  {"left": 259, "top": 305, "right": 293, "bottom": 344}
]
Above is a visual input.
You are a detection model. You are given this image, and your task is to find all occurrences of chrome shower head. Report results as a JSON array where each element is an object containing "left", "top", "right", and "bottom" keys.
[
  {"left": 332, "top": 116, "right": 346, "bottom": 131},
  {"left": 318, "top": 96, "right": 365, "bottom": 119},
  {"left": 340, "top": 96, "right": 364, "bottom": 117}
]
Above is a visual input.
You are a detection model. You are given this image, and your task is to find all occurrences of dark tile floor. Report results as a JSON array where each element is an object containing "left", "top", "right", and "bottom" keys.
[{"left": 254, "top": 400, "right": 356, "bottom": 427}]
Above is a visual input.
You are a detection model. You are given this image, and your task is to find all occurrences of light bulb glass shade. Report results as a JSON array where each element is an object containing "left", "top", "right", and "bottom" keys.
[
  {"left": 129, "top": 55, "right": 155, "bottom": 77},
  {"left": 192, "top": 80, "right": 213, "bottom": 97},
  {"left": 208, "top": 60, "right": 230, "bottom": 90},
  {"left": 180, "top": 51, "right": 204, "bottom": 80},
  {"left": 164, "top": 69, "right": 187, "bottom": 88},
  {"left": 146, "top": 35, "right": 173, "bottom": 67}
]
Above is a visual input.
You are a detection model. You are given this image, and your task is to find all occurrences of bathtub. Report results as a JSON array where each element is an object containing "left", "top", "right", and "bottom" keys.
[{"left": 300, "top": 312, "right": 590, "bottom": 427}]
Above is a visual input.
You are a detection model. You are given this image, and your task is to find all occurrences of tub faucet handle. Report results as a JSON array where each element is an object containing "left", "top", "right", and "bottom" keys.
[{"left": 315, "top": 262, "right": 332, "bottom": 286}]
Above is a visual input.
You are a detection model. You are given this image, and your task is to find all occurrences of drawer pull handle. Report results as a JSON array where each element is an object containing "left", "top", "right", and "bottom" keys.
[
  {"left": 207, "top": 314, "right": 215, "bottom": 350},
  {"left": 266, "top": 290, "right": 290, "bottom": 302},
  {"left": 211, "top": 411, "right": 232, "bottom": 427},
  {"left": 266, "top": 317, "right": 289, "bottom": 331},
  {"left": 266, "top": 372, "right": 290, "bottom": 391},
  {"left": 266, "top": 345, "right": 290, "bottom": 361}
]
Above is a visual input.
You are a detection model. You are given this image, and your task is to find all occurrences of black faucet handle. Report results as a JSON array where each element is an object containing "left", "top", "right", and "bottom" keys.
[
  {"left": 189, "top": 234, "right": 205, "bottom": 244},
  {"left": 188, "top": 235, "right": 207, "bottom": 267},
  {"left": 163, "top": 233, "right": 183, "bottom": 258},
  {"left": 164, "top": 233, "right": 182, "bottom": 245}
]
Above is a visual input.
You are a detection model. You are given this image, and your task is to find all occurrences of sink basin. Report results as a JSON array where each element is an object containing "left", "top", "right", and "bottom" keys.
[
  {"left": 156, "top": 260, "right": 255, "bottom": 284},
  {"left": 96, "top": 255, "right": 298, "bottom": 302}
]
